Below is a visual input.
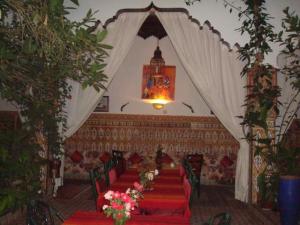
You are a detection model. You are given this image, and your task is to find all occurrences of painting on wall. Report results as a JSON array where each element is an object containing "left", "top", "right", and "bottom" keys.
[
  {"left": 94, "top": 96, "right": 109, "bottom": 112},
  {"left": 141, "top": 65, "right": 176, "bottom": 101}
]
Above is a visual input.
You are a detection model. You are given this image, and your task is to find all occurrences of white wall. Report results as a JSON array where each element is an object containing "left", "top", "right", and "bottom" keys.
[
  {"left": 101, "top": 36, "right": 211, "bottom": 116},
  {"left": 66, "top": 0, "right": 300, "bottom": 67},
  {"left": 0, "top": 98, "right": 17, "bottom": 111}
]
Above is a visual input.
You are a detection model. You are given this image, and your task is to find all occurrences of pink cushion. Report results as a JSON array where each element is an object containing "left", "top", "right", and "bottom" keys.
[{"left": 108, "top": 168, "right": 117, "bottom": 185}]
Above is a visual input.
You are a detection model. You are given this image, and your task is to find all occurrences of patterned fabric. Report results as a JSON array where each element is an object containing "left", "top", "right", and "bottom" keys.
[{"left": 64, "top": 114, "right": 239, "bottom": 184}]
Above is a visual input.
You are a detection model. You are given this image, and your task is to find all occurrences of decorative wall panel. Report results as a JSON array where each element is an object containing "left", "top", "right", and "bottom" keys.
[{"left": 64, "top": 114, "right": 239, "bottom": 184}]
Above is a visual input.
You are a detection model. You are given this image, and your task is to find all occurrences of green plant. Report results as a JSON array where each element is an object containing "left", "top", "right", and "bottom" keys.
[
  {"left": 0, "top": 129, "right": 42, "bottom": 215},
  {"left": 185, "top": 0, "right": 300, "bottom": 204},
  {"left": 0, "top": 0, "right": 111, "bottom": 215}
]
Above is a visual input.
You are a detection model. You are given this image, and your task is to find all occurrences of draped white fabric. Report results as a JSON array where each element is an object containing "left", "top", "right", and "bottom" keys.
[
  {"left": 156, "top": 12, "right": 249, "bottom": 202},
  {"left": 57, "top": 12, "right": 147, "bottom": 186},
  {"left": 64, "top": 12, "right": 148, "bottom": 138}
]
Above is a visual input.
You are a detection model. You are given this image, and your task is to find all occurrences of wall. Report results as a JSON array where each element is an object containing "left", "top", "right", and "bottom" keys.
[
  {"left": 64, "top": 114, "right": 239, "bottom": 185},
  {"left": 102, "top": 36, "right": 211, "bottom": 116},
  {"left": 66, "top": 0, "right": 300, "bottom": 66}
]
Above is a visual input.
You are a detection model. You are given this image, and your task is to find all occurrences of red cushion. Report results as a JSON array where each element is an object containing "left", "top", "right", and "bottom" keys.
[
  {"left": 128, "top": 153, "right": 143, "bottom": 164},
  {"left": 99, "top": 152, "right": 111, "bottom": 163},
  {"left": 109, "top": 168, "right": 117, "bottom": 185},
  {"left": 161, "top": 153, "right": 173, "bottom": 163},
  {"left": 70, "top": 150, "right": 83, "bottom": 163},
  {"left": 220, "top": 156, "right": 233, "bottom": 168}
]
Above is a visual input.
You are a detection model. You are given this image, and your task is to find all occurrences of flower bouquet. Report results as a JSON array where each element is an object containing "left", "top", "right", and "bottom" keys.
[
  {"left": 103, "top": 188, "right": 142, "bottom": 225},
  {"left": 139, "top": 169, "right": 159, "bottom": 191}
]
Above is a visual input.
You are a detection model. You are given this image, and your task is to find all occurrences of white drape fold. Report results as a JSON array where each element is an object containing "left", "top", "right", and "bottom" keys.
[
  {"left": 156, "top": 12, "right": 249, "bottom": 202},
  {"left": 64, "top": 12, "right": 148, "bottom": 138},
  {"left": 276, "top": 51, "right": 300, "bottom": 142},
  {"left": 57, "top": 12, "right": 147, "bottom": 186}
]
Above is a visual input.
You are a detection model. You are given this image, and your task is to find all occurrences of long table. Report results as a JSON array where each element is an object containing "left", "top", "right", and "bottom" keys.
[
  {"left": 62, "top": 211, "right": 190, "bottom": 225},
  {"left": 100, "top": 168, "right": 190, "bottom": 218}
]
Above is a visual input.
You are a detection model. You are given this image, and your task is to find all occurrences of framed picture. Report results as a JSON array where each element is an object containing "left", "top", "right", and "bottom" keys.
[
  {"left": 94, "top": 96, "right": 109, "bottom": 112},
  {"left": 142, "top": 65, "right": 176, "bottom": 101}
]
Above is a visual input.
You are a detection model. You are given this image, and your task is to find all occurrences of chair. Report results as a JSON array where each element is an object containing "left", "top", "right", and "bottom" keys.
[
  {"left": 203, "top": 212, "right": 231, "bottom": 225},
  {"left": 186, "top": 154, "right": 204, "bottom": 198},
  {"left": 89, "top": 165, "right": 106, "bottom": 208},
  {"left": 112, "top": 150, "right": 126, "bottom": 177},
  {"left": 26, "top": 199, "right": 64, "bottom": 225}
]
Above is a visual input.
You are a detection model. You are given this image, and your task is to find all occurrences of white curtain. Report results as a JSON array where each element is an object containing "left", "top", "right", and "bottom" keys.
[
  {"left": 57, "top": 12, "right": 147, "bottom": 184},
  {"left": 276, "top": 51, "right": 300, "bottom": 142},
  {"left": 156, "top": 12, "right": 249, "bottom": 202},
  {"left": 64, "top": 12, "right": 148, "bottom": 138}
]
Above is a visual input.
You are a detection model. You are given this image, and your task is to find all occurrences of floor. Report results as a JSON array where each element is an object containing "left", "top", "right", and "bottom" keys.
[{"left": 6, "top": 184, "right": 280, "bottom": 225}]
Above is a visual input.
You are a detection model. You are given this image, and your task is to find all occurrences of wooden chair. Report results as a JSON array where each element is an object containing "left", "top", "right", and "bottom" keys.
[{"left": 26, "top": 199, "right": 64, "bottom": 225}]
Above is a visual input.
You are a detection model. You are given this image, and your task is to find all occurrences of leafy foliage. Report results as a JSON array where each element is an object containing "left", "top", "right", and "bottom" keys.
[
  {"left": 185, "top": 0, "right": 300, "bottom": 204},
  {"left": 0, "top": 129, "right": 42, "bottom": 215},
  {"left": 233, "top": 1, "right": 300, "bottom": 204},
  {"left": 0, "top": 0, "right": 110, "bottom": 214}
]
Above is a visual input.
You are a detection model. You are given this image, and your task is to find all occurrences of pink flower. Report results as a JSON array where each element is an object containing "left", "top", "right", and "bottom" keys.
[
  {"left": 133, "top": 182, "right": 144, "bottom": 192},
  {"left": 104, "top": 190, "right": 113, "bottom": 200},
  {"left": 114, "top": 191, "right": 121, "bottom": 199},
  {"left": 102, "top": 204, "right": 108, "bottom": 210},
  {"left": 125, "top": 202, "right": 131, "bottom": 211},
  {"left": 111, "top": 202, "right": 124, "bottom": 210},
  {"left": 122, "top": 194, "right": 131, "bottom": 203}
]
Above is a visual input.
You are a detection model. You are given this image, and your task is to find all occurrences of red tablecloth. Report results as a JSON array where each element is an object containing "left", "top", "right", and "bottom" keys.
[
  {"left": 98, "top": 168, "right": 190, "bottom": 218},
  {"left": 63, "top": 211, "right": 190, "bottom": 225},
  {"left": 117, "top": 176, "right": 182, "bottom": 184}
]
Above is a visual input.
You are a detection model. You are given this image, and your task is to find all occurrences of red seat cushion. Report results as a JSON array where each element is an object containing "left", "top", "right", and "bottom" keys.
[
  {"left": 128, "top": 153, "right": 143, "bottom": 164},
  {"left": 161, "top": 153, "right": 173, "bottom": 163},
  {"left": 99, "top": 152, "right": 111, "bottom": 163},
  {"left": 70, "top": 150, "right": 83, "bottom": 163}
]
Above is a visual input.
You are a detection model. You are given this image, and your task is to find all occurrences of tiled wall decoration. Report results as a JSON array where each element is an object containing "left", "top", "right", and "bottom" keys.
[{"left": 64, "top": 114, "right": 239, "bottom": 184}]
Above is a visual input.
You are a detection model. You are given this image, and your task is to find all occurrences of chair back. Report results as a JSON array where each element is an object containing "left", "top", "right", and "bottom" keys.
[{"left": 89, "top": 165, "right": 106, "bottom": 205}]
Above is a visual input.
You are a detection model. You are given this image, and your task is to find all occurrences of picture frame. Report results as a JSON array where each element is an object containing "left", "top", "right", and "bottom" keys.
[{"left": 94, "top": 96, "right": 109, "bottom": 112}]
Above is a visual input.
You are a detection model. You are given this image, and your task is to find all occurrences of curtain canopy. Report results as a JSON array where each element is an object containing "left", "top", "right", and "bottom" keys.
[
  {"left": 156, "top": 12, "right": 248, "bottom": 202},
  {"left": 63, "top": 8, "right": 249, "bottom": 202}
]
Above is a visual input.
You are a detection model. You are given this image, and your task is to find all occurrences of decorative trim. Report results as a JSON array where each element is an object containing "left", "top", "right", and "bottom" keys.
[{"left": 102, "top": 2, "right": 239, "bottom": 52}]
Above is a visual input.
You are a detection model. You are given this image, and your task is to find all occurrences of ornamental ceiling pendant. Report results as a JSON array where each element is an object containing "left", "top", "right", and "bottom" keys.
[{"left": 141, "top": 40, "right": 176, "bottom": 110}]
